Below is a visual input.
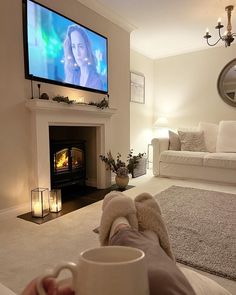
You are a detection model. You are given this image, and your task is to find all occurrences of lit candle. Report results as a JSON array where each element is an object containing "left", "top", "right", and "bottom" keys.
[
  {"left": 33, "top": 203, "right": 42, "bottom": 217},
  {"left": 217, "top": 17, "right": 221, "bottom": 25},
  {"left": 205, "top": 28, "right": 209, "bottom": 35},
  {"left": 51, "top": 203, "right": 57, "bottom": 212},
  {"left": 31, "top": 188, "right": 49, "bottom": 218},
  {"left": 50, "top": 190, "right": 62, "bottom": 213}
]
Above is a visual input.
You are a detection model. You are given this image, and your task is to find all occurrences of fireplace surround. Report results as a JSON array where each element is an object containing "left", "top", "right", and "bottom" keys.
[{"left": 26, "top": 99, "right": 117, "bottom": 191}]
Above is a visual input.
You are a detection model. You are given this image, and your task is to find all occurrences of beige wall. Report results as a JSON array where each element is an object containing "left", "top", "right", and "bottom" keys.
[
  {"left": 130, "top": 50, "right": 154, "bottom": 155},
  {"left": 130, "top": 45, "right": 236, "bottom": 154},
  {"left": 0, "top": 0, "right": 130, "bottom": 210},
  {"left": 154, "top": 45, "right": 236, "bottom": 129}
]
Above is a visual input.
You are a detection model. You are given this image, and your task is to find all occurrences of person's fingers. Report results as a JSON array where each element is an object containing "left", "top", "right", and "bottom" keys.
[
  {"left": 20, "top": 277, "right": 74, "bottom": 295},
  {"left": 20, "top": 278, "right": 38, "bottom": 295},
  {"left": 43, "top": 278, "right": 58, "bottom": 295},
  {"left": 43, "top": 278, "right": 75, "bottom": 295}
]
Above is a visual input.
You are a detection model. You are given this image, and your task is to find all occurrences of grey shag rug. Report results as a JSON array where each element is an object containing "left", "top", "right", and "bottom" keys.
[{"left": 154, "top": 186, "right": 236, "bottom": 281}]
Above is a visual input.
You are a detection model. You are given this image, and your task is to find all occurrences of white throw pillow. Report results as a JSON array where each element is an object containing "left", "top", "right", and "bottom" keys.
[
  {"left": 199, "top": 122, "right": 218, "bottom": 152},
  {"left": 216, "top": 121, "right": 236, "bottom": 152},
  {"left": 178, "top": 131, "right": 207, "bottom": 152}
]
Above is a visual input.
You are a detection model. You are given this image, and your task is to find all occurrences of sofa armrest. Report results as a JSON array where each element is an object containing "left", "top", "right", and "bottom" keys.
[
  {"left": 151, "top": 138, "right": 169, "bottom": 176},
  {"left": 180, "top": 267, "right": 232, "bottom": 295}
]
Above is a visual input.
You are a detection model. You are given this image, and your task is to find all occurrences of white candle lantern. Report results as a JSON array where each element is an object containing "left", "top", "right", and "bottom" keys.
[
  {"left": 50, "top": 189, "right": 62, "bottom": 213},
  {"left": 31, "top": 188, "right": 49, "bottom": 218}
]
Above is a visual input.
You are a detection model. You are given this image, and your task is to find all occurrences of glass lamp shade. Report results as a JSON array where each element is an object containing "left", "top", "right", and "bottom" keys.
[
  {"left": 31, "top": 188, "right": 50, "bottom": 218},
  {"left": 50, "top": 189, "right": 62, "bottom": 213}
]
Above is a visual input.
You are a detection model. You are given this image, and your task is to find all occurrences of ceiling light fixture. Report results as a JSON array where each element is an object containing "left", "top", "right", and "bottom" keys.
[{"left": 204, "top": 5, "right": 236, "bottom": 47}]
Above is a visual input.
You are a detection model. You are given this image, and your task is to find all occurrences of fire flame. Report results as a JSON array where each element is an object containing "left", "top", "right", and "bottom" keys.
[{"left": 56, "top": 152, "right": 68, "bottom": 169}]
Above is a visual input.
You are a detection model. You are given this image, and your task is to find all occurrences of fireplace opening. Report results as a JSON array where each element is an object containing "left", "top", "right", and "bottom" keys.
[
  {"left": 50, "top": 139, "right": 86, "bottom": 189},
  {"left": 49, "top": 125, "right": 98, "bottom": 201}
]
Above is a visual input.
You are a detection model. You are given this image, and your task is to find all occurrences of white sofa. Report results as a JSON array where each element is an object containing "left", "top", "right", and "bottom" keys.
[
  {"left": 0, "top": 283, "right": 16, "bottom": 295},
  {"left": 152, "top": 121, "right": 236, "bottom": 184}
]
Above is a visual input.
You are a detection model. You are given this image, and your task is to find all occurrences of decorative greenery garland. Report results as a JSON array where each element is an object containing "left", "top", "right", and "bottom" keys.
[{"left": 51, "top": 94, "right": 109, "bottom": 109}]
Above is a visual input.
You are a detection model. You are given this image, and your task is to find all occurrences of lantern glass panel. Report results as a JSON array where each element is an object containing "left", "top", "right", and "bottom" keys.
[
  {"left": 31, "top": 188, "right": 49, "bottom": 218},
  {"left": 50, "top": 189, "right": 62, "bottom": 213}
]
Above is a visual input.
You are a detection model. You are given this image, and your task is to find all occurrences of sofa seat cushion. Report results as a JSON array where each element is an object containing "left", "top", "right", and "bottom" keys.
[
  {"left": 160, "top": 151, "right": 206, "bottom": 166},
  {"left": 203, "top": 153, "right": 236, "bottom": 169}
]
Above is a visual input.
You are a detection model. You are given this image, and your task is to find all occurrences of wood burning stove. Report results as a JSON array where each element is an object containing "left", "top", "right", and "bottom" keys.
[{"left": 50, "top": 140, "right": 86, "bottom": 188}]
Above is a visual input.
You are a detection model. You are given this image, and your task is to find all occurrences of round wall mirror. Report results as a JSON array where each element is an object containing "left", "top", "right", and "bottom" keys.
[{"left": 217, "top": 58, "right": 236, "bottom": 107}]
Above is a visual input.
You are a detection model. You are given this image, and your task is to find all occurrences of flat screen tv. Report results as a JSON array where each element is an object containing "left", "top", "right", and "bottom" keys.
[{"left": 22, "top": 0, "right": 108, "bottom": 94}]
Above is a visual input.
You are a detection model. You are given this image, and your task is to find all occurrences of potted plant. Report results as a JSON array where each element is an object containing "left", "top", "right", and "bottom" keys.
[{"left": 99, "top": 150, "right": 146, "bottom": 189}]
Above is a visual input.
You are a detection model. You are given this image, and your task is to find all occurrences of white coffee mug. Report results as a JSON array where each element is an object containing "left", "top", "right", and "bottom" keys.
[{"left": 36, "top": 246, "right": 149, "bottom": 295}]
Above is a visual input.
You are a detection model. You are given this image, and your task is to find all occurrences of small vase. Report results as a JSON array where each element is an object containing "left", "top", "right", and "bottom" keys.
[{"left": 115, "top": 175, "right": 129, "bottom": 189}]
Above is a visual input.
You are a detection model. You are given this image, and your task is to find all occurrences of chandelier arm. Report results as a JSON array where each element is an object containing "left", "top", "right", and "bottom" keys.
[
  {"left": 206, "top": 38, "right": 221, "bottom": 47},
  {"left": 218, "top": 29, "right": 225, "bottom": 41}
]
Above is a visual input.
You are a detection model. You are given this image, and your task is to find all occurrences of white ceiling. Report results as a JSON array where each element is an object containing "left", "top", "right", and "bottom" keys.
[{"left": 78, "top": 0, "right": 236, "bottom": 59}]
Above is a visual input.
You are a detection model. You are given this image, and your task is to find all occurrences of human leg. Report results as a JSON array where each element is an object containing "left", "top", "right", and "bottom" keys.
[
  {"left": 99, "top": 191, "right": 138, "bottom": 245},
  {"left": 100, "top": 192, "right": 195, "bottom": 295},
  {"left": 110, "top": 227, "right": 196, "bottom": 295},
  {"left": 134, "top": 192, "right": 174, "bottom": 261}
]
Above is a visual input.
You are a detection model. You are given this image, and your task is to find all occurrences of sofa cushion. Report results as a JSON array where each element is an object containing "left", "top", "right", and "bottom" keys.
[
  {"left": 160, "top": 151, "right": 206, "bottom": 166},
  {"left": 168, "top": 130, "right": 181, "bottom": 151},
  {"left": 216, "top": 121, "right": 236, "bottom": 152},
  {"left": 178, "top": 131, "right": 207, "bottom": 152},
  {"left": 199, "top": 122, "right": 218, "bottom": 153},
  {"left": 204, "top": 153, "right": 236, "bottom": 169},
  {"left": 180, "top": 267, "right": 231, "bottom": 295}
]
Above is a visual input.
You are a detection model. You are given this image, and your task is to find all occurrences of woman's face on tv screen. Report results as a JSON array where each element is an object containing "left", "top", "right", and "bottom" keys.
[{"left": 71, "top": 30, "right": 88, "bottom": 67}]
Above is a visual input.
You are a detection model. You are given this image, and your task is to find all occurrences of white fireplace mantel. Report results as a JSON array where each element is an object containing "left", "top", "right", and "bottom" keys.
[
  {"left": 25, "top": 99, "right": 117, "bottom": 117},
  {"left": 26, "top": 99, "right": 117, "bottom": 190}
]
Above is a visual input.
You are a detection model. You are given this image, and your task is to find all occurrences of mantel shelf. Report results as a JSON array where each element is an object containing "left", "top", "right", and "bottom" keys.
[{"left": 25, "top": 99, "right": 117, "bottom": 117}]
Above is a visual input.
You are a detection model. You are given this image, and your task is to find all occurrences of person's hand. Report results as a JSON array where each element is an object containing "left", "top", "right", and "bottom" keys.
[{"left": 20, "top": 277, "right": 74, "bottom": 295}]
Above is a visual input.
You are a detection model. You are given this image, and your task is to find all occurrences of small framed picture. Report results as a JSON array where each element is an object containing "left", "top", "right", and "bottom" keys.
[{"left": 130, "top": 71, "right": 145, "bottom": 104}]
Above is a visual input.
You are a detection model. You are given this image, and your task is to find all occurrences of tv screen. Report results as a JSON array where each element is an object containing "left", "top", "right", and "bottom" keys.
[{"left": 23, "top": 0, "right": 108, "bottom": 94}]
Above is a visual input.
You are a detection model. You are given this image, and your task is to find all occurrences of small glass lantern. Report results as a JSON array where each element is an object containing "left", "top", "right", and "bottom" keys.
[
  {"left": 31, "top": 188, "right": 49, "bottom": 218},
  {"left": 50, "top": 189, "right": 62, "bottom": 213}
]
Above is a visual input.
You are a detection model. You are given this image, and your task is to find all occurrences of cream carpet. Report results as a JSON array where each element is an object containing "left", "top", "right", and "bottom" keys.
[
  {"left": 154, "top": 186, "right": 236, "bottom": 281},
  {"left": 0, "top": 175, "right": 236, "bottom": 294}
]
